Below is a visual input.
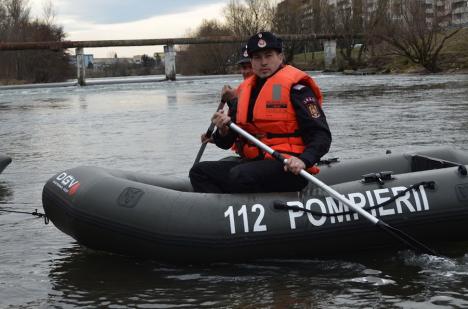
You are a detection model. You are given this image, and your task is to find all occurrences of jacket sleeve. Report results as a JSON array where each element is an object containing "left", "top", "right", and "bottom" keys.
[
  {"left": 212, "top": 98, "right": 238, "bottom": 149},
  {"left": 290, "top": 84, "right": 332, "bottom": 167}
]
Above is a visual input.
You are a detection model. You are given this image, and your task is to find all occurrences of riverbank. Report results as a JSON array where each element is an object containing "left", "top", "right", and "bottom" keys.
[
  {"left": 1, "top": 28, "right": 467, "bottom": 88},
  {"left": 0, "top": 74, "right": 236, "bottom": 90},
  {"left": 294, "top": 28, "right": 468, "bottom": 74}
]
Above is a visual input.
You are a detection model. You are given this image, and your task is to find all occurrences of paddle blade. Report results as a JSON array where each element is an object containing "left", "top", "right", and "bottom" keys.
[{"left": 377, "top": 221, "right": 436, "bottom": 255}]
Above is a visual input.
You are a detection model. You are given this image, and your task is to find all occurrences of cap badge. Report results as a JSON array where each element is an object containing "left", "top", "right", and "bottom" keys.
[
  {"left": 258, "top": 39, "right": 266, "bottom": 48},
  {"left": 243, "top": 50, "right": 249, "bottom": 57},
  {"left": 258, "top": 33, "right": 263, "bottom": 38}
]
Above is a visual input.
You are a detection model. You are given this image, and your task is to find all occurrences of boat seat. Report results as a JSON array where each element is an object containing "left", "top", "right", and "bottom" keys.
[{"left": 411, "top": 154, "right": 460, "bottom": 172}]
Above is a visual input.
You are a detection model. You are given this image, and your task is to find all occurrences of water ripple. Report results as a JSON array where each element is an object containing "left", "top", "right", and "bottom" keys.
[{"left": 1, "top": 73, "right": 468, "bottom": 308}]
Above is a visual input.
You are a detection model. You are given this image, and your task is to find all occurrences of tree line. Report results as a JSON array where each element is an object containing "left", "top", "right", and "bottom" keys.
[
  {"left": 177, "top": 0, "right": 464, "bottom": 74},
  {"left": 86, "top": 54, "right": 164, "bottom": 78},
  {"left": 0, "top": 0, "right": 73, "bottom": 84}
]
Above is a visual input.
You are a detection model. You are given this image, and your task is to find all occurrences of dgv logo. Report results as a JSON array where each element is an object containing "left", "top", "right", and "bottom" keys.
[{"left": 52, "top": 172, "right": 81, "bottom": 196}]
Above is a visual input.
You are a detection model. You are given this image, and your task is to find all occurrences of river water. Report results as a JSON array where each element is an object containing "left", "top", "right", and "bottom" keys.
[{"left": 1, "top": 73, "right": 468, "bottom": 308}]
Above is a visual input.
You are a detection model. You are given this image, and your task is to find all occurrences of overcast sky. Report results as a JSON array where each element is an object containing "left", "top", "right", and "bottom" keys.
[{"left": 29, "top": 0, "right": 229, "bottom": 57}]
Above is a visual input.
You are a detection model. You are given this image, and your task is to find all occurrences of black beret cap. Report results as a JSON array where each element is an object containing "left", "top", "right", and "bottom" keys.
[
  {"left": 246, "top": 32, "right": 283, "bottom": 56},
  {"left": 237, "top": 45, "right": 251, "bottom": 64}
]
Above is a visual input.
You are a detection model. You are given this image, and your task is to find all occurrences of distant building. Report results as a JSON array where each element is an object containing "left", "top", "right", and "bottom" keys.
[
  {"left": 84, "top": 55, "right": 94, "bottom": 68},
  {"left": 288, "top": 0, "right": 468, "bottom": 29},
  {"left": 93, "top": 57, "right": 137, "bottom": 68},
  {"left": 132, "top": 55, "right": 143, "bottom": 64},
  {"left": 452, "top": 0, "right": 468, "bottom": 26},
  {"left": 70, "top": 54, "right": 94, "bottom": 68},
  {"left": 93, "top": 58, "right": 117, "bottom": 68}
]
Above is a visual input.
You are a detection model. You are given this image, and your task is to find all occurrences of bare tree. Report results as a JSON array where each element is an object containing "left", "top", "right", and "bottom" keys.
[
  {"left": 177, "top": 19, "right": 238, "bottom": 75},
  {"left": 0, "top": 0, "right": 72, "bottom": 83},
  {"left": 272, "top": 0, "right": 304, "bottom": 64},
  {"left": 5, "top": 0, "right": 30, "bottom": 26},
  {"left": 0, "top": 0, "right": 30, "bottom": 80},
  {"left": 42, "top": 0, "right": 55, "bottom": 25},
  {"left": 0, "top": 1, "right": 6, "bottom": 27},
  {"left": 106, "top": 51, "right": 118, "bottom": 58},
  {"left": 320, "top": 0, "right": 337, "bottom": 34},
  {"left": 223, "top": 0, "right": 277, "bottom": 37},
  {"left": 373, "top": 0, "right": 461, "bottom": 72},
  {"left": 332, "top": 0, "right": 366, "bottom": 69},
  {"left": 177, "top": 1, "right": 276, "bottom": 75}
]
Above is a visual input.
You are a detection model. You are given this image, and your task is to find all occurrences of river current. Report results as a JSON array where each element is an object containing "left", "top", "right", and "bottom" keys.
[{"left": 1, "top": 73, "right": 468, "bottom": 308}]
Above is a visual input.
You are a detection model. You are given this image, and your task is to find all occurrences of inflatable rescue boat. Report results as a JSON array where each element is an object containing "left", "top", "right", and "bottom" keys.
[
  {"left": 42, "top": 147, "right": 468, "bottom": 262},
  {"left": 0, "top": 154, "right": 12, "bottom": 175}
]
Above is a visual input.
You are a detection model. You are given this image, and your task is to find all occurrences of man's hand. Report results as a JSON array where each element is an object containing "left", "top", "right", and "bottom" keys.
[
  {"left": 221, "top": 85, "right": 237, "bottom": 102},
  {"left": 284, "top": 156, "right": 306, "bottom": 175},
  {"left": 211, "top": 110, "right": 231, "bottom": 136},
  {"left": 201, "top": 133, "right": 213, "bottom": 144}
]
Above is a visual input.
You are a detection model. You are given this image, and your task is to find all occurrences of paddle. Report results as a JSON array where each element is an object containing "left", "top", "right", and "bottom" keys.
[
  {"left": 193, "top": 99, "right": 227, "bottom": 166},
  {"left": 227, "top": 121, "right": 436, "bottom": 255}
]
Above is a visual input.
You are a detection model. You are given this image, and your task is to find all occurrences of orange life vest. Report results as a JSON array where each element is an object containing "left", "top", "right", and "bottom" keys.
[{"left": 235, "top": 65, "right": 322, "bottom": 174}]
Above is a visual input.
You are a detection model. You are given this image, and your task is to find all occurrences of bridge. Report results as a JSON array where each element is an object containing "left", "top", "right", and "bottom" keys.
[{"left": 0, "top": 34, "right": 350, "bottom": 85}]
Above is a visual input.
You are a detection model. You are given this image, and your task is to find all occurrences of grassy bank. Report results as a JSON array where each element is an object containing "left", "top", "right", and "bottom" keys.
[
  {"left": 438, "top": 27, "right": 468, "bottom": 72},
  {"left": 293, "top": 28, "right": 468, "bottom": 74},
  {"left": 0, "top": 79, "right": 31, "bottom": 85}
]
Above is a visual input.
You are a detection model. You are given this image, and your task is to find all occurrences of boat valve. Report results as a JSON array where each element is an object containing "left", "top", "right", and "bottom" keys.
[
  {"left": 318, "top": 157, "right": 339, "bottom": 165},
  {"left": 362, "top": 171, "right": 394, "bottom": 185}
]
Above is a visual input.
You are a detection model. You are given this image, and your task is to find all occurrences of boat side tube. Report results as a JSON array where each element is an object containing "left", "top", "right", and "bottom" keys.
[
  {"left": 42, "top": 161, "right": 468, "bottom": 262},
  {"left": 316, "top": 147, "right": 468, "bottom": 185},
  {"left": 0, "top": 154, "right": 12, "bottom": 175}
]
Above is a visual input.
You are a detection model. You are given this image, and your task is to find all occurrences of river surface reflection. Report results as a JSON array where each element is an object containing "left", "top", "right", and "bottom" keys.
[{"left": 0, "top": 73, "right": 468, "bottom": 308}]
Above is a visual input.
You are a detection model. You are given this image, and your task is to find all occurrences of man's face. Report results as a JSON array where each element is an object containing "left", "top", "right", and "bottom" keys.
[
  {"left": 250, "top": 49, "right": 283, "bottom": 79},
  {"left": 239, "top": 63, "right": 253, "bottom": 80}
]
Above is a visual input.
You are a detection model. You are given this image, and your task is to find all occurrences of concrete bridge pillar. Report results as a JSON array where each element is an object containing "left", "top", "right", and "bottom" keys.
[
  {"left": 323, "top": 40, "right": 337, "bottom": 70},
  {"left": 76, "top": 47, "right": 86, "bottom": 86},
  {"left": 164, "top": 45, "right": 176, "bottom": 81}
]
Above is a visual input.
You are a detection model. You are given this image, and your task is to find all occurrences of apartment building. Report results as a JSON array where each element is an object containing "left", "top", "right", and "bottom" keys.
[
  {"left": 286, "top": 0, "right": 468, "bottom": 28},
  {"left": 422, "top": 0, "right": 468, "bottom": 26},
  {"left": 452, "top": 0, "right": 468, "bottom": 25}
]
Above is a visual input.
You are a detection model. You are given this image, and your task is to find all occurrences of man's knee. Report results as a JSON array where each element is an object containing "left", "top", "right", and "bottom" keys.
[
  {"left": 228, "top": 166, "right": 257, "bottom": 192},
  {"left": 189, "top": 162, "right": 208, "bottom": 182}
]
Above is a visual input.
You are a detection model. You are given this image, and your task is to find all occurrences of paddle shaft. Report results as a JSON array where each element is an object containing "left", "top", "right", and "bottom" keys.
[
  {"left": 228, "top": 121, "right": 435, "bottom": 254},
  {"left": 227, "top": 123, "right": 378, "bottom": 221},
  {"left": 193, "top": 100, "right": 226, "bottom": 166}
]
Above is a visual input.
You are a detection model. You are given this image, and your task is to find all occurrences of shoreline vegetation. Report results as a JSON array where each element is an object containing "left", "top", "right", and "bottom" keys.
[
  {"left": 1, "top": 25, "right": 467, "bottom": 87},
  {"left": 1, "top": 0, "right": 467, "bottom": 86},
  {"left": 292, "top": 28, "right": 468, "bottom": 75},
  {"left": 1, "top": 51, "right": 466, "bottom": 87}
]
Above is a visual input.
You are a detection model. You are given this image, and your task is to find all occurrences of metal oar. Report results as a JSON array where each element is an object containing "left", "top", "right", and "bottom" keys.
[
  {"left": 193, "top": 99, "right": 226, "bottom": 166},
  {"left": 227, "top": 121, "right": 436, "bottom": 255}
]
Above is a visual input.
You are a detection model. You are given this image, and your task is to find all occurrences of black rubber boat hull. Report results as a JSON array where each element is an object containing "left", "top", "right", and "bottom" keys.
[
  {"left": 42, "top": 147, "right": 468, "bottom": 262},
  {"left": 0, "top": 154, "right": 12, "bottom": 175}
]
